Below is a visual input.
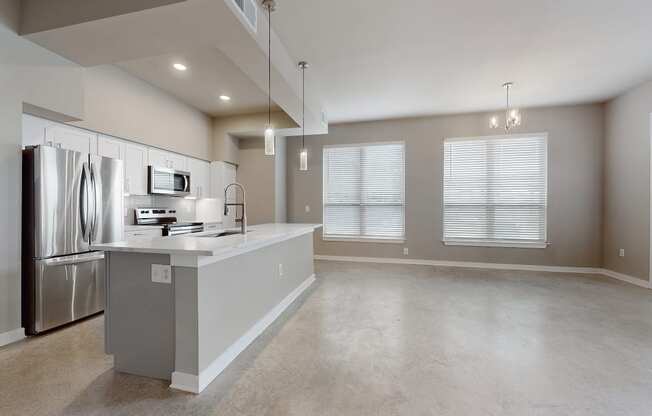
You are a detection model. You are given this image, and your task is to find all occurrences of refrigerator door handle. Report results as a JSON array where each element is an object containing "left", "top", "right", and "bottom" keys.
[
  {"left": 90, "top": 163, "right": 99, "bottom": 240},
  {"left": 40, "top": 252, "right": 105, "bottom": 266},
  {"left": 80, "top": 163, "right": 90, "bottom": 242}
]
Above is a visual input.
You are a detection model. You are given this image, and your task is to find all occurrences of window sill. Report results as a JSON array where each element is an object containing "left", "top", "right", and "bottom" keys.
[
  {"left": 443, "top": 240, "right": 549, "bottom": 249},
  {"left": 323, "top": 236, "right": 405, "bottom": 244}
]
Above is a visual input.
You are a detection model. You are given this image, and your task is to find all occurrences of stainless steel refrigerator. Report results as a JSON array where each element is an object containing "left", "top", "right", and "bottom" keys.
[{"left": 22, "top": 145, "right": 124, "bottom": 334}]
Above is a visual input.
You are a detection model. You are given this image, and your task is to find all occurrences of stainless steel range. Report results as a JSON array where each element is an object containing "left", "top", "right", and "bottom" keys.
[{"left": 134, "top": 208, "right": 204, "bottom": 236}]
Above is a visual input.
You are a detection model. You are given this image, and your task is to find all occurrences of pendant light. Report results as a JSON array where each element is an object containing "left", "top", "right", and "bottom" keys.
[
  {"left": 490, "top": 82, "right": 522, "bottom": 131},
  {"left": 298, "top": 61, "right": 309, "bottom": 171},
  {"left": 263, "top": 0, "right": 276, "bottom": 155}
]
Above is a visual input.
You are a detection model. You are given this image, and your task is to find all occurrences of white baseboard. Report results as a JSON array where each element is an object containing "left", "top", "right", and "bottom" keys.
[
  {"left": 600, "top": 269, "right": 651, "bottom": 288},
  {"left": 170, "top": 274, "right": 316, "bottom": 394},
  {"left": 0, "top": 327, "right": 25, "bottom": 347},
  {"left": 314, "top": 255, "right": 651, "bottom": 289}
]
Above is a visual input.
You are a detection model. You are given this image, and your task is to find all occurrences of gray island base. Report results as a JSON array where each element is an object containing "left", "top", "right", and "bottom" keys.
[{"left": 93, "top": 223, "right": 321, "bottom": 394}]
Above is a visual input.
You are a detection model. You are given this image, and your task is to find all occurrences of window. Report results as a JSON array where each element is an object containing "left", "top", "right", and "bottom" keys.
[
  {"left": 443, "top": 134, "right": 548, "bottom": 248},
  {"left": 323, "top": 142, "right": 405, "bottom": 241}
]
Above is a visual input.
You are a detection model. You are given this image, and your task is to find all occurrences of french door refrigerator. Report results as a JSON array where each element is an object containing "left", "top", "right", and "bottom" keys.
[{"left": 22, "top": 145, "right": 124, "bottom": 334}]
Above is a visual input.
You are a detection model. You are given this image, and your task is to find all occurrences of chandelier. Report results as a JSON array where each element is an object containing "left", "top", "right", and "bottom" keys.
[{"left": 490, "top": 82, "right": 522, "bottom": 131}]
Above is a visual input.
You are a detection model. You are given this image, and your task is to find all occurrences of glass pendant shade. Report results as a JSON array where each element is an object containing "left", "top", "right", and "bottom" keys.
[
  {"left": 264, "top": 126, "right": 275, "bottom": 155},
  {"left": 299, "top": 148, "right": 308, "bottom": 171},
  {"left": 490, "top": 116, "right": 499, "bottom": 129}
]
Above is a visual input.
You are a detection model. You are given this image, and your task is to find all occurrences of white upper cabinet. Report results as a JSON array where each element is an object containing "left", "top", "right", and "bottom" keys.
[
  {"left": 45, "top": 124, "right": 97, "bottom": 154},
  {"left": 22, "top": 114, "right": 54, "bottom": 148},
  {"left": 97, "top": 134, "right": 124, "bottom": 160},
  {"left": 168, "top": 152, "right": 188, "bottom": 171},
  {"left": 124, "top": 142, "right": 149, "bottom": 196},
  {"left": 148, "top": 148, "right": 188, "bottom": 171},
  {"left": 188, "top": 158, "right": 211, "bottom": 199},
  {"left": 97, "top": 135, "right": 148, "bottom": 196}
]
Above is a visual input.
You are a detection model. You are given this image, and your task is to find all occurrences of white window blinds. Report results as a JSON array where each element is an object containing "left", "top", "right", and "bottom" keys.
[
  {"left": 443, "top": 134, "right": 548, "bottom": 247},
  {"left": 323, "top": 142, "right": 405, "bottom": 240}
]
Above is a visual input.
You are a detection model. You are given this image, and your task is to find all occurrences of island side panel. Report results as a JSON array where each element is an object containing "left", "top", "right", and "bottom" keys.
[
  {"left": 107, "top": 252, "right": 175, "bottom": 380},
  {"left": 174, "top": 267, "right": 199, "bottom": 376},
  {"left": 196, "top": 232, "right": 314, "bottom": 373}
]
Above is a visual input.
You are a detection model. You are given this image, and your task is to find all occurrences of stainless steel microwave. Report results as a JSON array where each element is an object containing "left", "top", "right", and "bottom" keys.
[{"left": 148, "top": 166, "right": 191, "bottom": 196}]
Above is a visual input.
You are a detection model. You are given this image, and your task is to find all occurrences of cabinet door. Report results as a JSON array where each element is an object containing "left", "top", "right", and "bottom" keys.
[
  {"left": 45, "top": 124, "right": 97, "bottom": 154},
  {"left": 124, "top": 143, "right": 149, "bottom": 196},
  {"left": 22, "top": 114, "right": 54, "bottom": 148},
  {"left": 167, "top": 152, "right": 188, "bottom": 171},
  {"left": 97, "top": 135, "right": 125, "bottom": 160},
  {"left": 188, "top": 158, "right": 210, "bottom": 199},
  {"left": 147, "top": 148, "right": 169, "bottom": 169}
]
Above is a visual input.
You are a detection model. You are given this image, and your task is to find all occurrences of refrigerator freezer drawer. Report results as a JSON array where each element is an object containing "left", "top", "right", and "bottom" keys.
[{"left": 33, "top": 252, "right": 105, "bottom": 333}]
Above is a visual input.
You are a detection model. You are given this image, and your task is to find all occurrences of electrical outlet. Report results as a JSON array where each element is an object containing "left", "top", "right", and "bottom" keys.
[
  {"left": 151, "top": 264, "right": 172, "bottom": 284},
  {"left": 403, "top": 247, "right": 409, "bottom": 256},
  {"left": 619, "top": 248, "right": 625, "bottom": 257},
  {"left": 278, "top": 263, "right": 284, "bottom": 278},
  {"left": 305, "top": 205, "right": 311, "bottom": 213}
]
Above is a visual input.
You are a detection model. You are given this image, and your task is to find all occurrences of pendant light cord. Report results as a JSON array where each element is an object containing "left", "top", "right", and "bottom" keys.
[
  {"left": 302, "top": 64, "right": 305, "bottom": 150},
  {"left": 506, "top": 83, "right": 510, "bottom": 119},
  {"left": 268, "top": 4, "right": 272, "bottom": 127}
]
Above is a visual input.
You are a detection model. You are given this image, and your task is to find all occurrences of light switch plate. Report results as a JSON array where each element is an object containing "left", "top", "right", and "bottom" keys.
[
  {"left": 305, "top": 205, "right": 311, "bottom": 213},
  {"left": 151, "top": 264, "right": 172, "bottom": 284}
]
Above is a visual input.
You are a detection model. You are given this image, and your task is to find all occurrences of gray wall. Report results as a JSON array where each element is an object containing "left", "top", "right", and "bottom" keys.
[
  {"left": 603, "top": 80, "right": 652, "bottom": 281},
  {"left": 287, "top": 104, "right": 605, "bottom": 268},
  {"left": 236, "top": 136, "right": 287, "bottom": 225},
  {"left": 237, "top": 138, "right": 276, "bottom": 225},
  {"left": 274, "top": 136, "right": 287, "bottom": 222}
]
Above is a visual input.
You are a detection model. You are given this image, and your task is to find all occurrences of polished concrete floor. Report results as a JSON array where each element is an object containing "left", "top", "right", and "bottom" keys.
[{"left": 2, "top": 261, "right": 652, "bottom": 415}]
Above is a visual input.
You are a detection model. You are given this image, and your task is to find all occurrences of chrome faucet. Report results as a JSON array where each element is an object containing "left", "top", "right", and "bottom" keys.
[{"left": 224, "top": 183, "right": 247, "bottom": 234}]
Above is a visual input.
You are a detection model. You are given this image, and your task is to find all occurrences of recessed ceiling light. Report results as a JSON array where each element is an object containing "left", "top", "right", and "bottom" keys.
[
  {"left": 219, "top": 95, "right": 231, "bottom": 101},
  {"left": 173, "top": 63, "right": 187, "bottom": 71}
]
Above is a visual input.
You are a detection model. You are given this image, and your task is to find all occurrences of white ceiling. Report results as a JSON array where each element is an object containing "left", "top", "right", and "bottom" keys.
[
  {"left": 273, "top": 0, "right": 652, "bottom": 123},
  {"left": 116, "top": 48, "right": 278, "bottom": 117}
]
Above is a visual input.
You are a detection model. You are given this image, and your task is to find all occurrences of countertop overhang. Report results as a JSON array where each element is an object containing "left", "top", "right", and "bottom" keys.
[{"left": 92, "top": 223, "right": 322, "bottom": 259}]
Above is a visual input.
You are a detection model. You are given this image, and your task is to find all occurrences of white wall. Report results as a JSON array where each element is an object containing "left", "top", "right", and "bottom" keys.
[
  {"left": 0, "top": 18, "right": 84, "bottom": 341},
  {"left": 72, "top": 65, "right": 213, "bottom": 161}
]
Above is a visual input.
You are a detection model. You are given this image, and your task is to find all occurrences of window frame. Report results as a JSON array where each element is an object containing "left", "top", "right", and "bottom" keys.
[
  {"left": 322, "top": 140, "right": 406, "bottom": 242},
  {"left": 441, "top": 132, "right": 549, "bottom": 249}
]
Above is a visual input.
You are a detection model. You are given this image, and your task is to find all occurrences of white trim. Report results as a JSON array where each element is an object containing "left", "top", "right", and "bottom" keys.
[
  {"left": 0, "top": 327, "right": 25, "bottom": 347},
  {"left": 323, "top": 236, "right": 405, "bottom": 244},
  {"left": 601, "top": 269, "right": 651, "bottom": 289},
  {"left": 313, "top": 255, "right": 652, "bottom": 289},
  {"left": 443, "top": 240, "right": 548, "bottom": 249},
  {"left": 323, "top": 140, "right": 405, "bottom": 149},
  {"left": 444, "top": 132, "right": 549, "bottom": 143},
  {"left": 170, "top": 274, "right": 316, "bottom": 394}
]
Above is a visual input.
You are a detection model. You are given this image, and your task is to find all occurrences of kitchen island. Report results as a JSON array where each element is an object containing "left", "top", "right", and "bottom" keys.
[{"left": 92, "top": 223, "right": 321, "bottom": 394}]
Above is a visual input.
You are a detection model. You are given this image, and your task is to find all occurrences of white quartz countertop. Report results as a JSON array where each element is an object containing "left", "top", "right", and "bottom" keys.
[
  {"left": 93, "top": 223, "right": 322, "bottom": 258},
  {"left": 125, "top": 224, "right": 164, "bottom": 231}
]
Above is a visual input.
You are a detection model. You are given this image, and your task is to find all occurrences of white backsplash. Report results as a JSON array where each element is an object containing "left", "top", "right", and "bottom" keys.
[{"left": 125, "top": 195, "right": 197, "bottom": 225}]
